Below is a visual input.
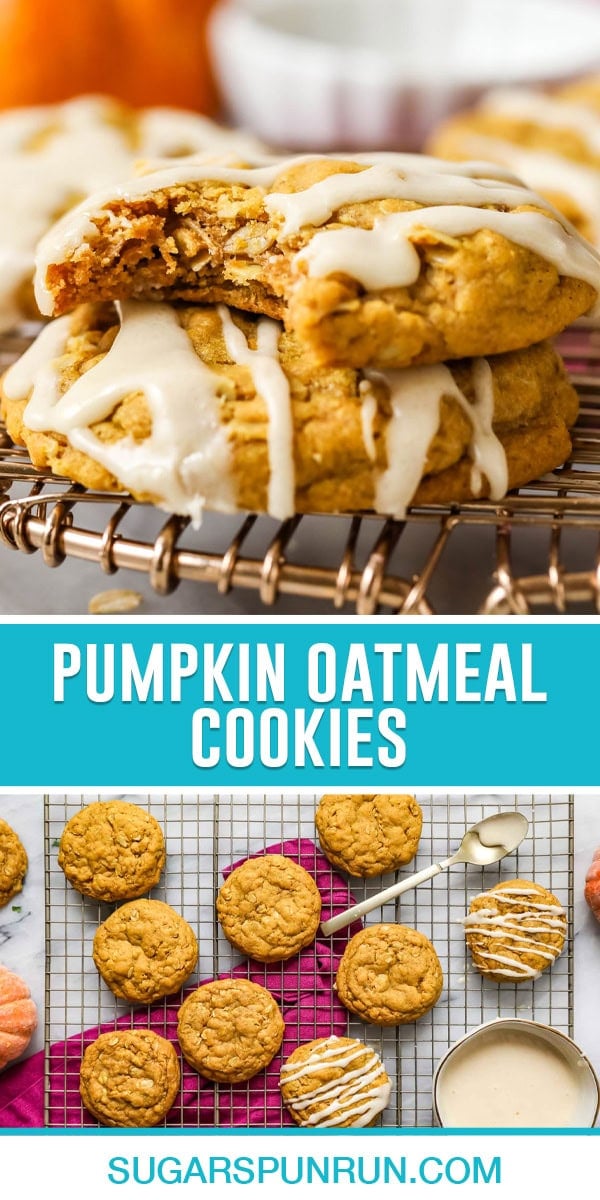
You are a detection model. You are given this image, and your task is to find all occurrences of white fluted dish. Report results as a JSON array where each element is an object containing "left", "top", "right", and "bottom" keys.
[{"left": 209, "top": 0, "right": 600, "bottom": 152}]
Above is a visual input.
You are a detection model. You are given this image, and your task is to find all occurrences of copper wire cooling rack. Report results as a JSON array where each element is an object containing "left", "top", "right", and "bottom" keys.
[
  {"left": 3, "top": 327, "right": 600, "bottom": 614},
  {"left": 44, "top": 793, "right": 573, "bottom": 1128}
]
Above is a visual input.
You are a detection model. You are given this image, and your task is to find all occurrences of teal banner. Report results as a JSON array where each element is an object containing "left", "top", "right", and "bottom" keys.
[{"left": 0, "top": 619, "right": 595, "bottom": 787}]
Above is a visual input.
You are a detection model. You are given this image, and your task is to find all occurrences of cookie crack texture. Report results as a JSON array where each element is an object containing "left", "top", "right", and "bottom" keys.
[
  {"left": 315, "top": 793, "right": 423, "bottom": 878},
  {"left": 177, "top": 978, "right": 284, "bottom": 1082},
  {"left": 93, "top": 899, "right": 198, "bottom": 1003},
  {"left": 336, "top": 924, "right": 443, "bottom": 1025},
  {"left": 0, "top": 818, "right": 28, "bottom": 907},
  {"left": 79, "top": 1029, "right": 180, "bottom": 1127},
  {"left": 58, "top": 800, "right": 166, "bottom": 902},
  {"left": 216, "top": 853, "right": 322, "bottom": 963}
]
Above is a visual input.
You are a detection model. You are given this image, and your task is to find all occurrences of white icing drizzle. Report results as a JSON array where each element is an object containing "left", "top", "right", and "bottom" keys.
[
  {"left": 280, "top": 1037, "right": 391, "bottom": 1128},
  {"left": 297, "top": 205, "right": 600, "bottom": 302},
  {"left": 265, "top": 163, "right": 553, "bottom": 238},
  {"left": 33, "top": 152, "right": 600, "bottom": 315},
  {"left": 463, "top": 887, "right": 566, "bottom": 980},
  {"left": 0, "top": 96, "right": 270, "bottom": 332},
  {"left": 137, "top": 108, "right": 266, "bottom": 161},
  {"left": 217, "top": 305, "right": 295, "bottom": 519},
  {"left": 3, "top": 299, "right": 511, "bottom": 522},
  {"left": 371, "top": 366, "right": 447, "bottom": 518},
  {"left": 370, "top": 359, "right": 507, "bottom": 518},
  {"left": 449, "top": 132, "right": 600, "bottom": 244},
  {"left": 359, "top": 381, "right": 378, "bottom": 462},
  {"left": 481, "top": 88, "right": 600, "bottom": 157},
  {"left": 3, "top": 301, "right": 235, "bottom": 525}
]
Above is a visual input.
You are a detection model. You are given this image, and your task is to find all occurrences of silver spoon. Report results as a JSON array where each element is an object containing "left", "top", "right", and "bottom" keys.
[{"left": 320, "top": 810, "right": 529, "bottom": 937}]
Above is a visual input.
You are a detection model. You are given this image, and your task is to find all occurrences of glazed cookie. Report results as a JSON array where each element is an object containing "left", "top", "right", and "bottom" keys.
[
  {"left": 0, "top": 819, "right": 28, "bottom": 908},
  {"left": 58, "top": 800, "right": 165, "bottom": 902},
  {"left": 79, "top": 1029, "right": 180, "bottom": 1127},
  {"left": 216, "top": 854, "right": 321, "bottom": 963},
  {"left": 280, "top": 1036, "right": 391, "bottom": 1127},
  {"left": 93, "top": 899, "right": 198, "bottom": 1004},
  {"left": 336, "top": 924, "right": 443, "bottom": 1025},
  {"left": 177, "top": 978, "right": 285, "bottom": 1082},
  {"left": 428, "top": 87, "right": 600, "bottom": 245},
  {"left": 463, "top": 879, "right": 567, "bottom": 982},
  {"left": 2, "top": 302, "right": 580, "bottom": 522},
  {"left": 33, "top": 154, "right": 599, "bottom": 368},
  {"left": 0, "top": 94, "right": 265, "bottom": 332},
  {"left": 315, "top": 794, "right": 422, "bottom": 877}
]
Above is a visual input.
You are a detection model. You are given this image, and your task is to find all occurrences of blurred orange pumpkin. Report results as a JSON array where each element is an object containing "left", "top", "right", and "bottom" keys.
[{"left": 0, "top": 0, "right": 220, "bottom": 112}]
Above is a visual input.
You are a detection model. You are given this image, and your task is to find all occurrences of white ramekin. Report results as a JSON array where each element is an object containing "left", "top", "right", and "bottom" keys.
[
  {"left": 433, "top": 1018, "right": 600, "bottom": 1128},
  {"left": 209, "top": 0, "right": 600, "bottom": 151}
]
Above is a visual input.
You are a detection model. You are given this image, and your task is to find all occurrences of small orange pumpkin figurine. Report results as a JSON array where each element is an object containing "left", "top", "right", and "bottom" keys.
[
  {"left": 0, "top": 0, "right": 219, "bottom": 113},
  {"left": 0, "top": 963, "right": 38, "bottom": 1071}
]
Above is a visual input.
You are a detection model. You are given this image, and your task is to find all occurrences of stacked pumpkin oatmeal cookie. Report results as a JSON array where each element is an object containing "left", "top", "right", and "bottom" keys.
[
  {"left": 2, "top": 151, "right": 599, "bottom": 520},
  {"left": 429, "top": 75, "right": 600, "bottom": 249}
]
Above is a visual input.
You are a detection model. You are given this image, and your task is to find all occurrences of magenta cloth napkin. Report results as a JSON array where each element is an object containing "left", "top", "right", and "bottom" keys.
[{"left": 0, "top": 837, "right": 361, "bottom": 1128}]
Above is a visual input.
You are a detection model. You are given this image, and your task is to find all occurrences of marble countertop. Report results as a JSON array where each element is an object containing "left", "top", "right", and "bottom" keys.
[
  {"left": 2, "top": 792, "right": 599, "bottom": 1124},
  {"left": 0, "top": 795, "right": 45, "bottom": 1059}
]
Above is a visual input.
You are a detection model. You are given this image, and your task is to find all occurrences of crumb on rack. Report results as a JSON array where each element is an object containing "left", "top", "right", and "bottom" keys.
[{"left": 88, "top": 588, "right": 143, "bottom": 615}]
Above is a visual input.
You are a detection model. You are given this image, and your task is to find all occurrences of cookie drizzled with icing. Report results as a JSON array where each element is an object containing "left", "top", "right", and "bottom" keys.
[
  {"left": 463, "top": 882, "right": 567, "bottom": 981},
  {"left": 280, "top": 1036, "right": 391, "bottom": 1128},
  {"left": 33, "top": 151, "right": 600, "bottom": 321},
  {"left": 2, "top": 300, "right": 513, "bottom": 521},
  {"left": 480, "top": 88, "right": 600, "bottom": 157},
  {"left": 0, "top": 96, "right": 268, "bottom": 333}
]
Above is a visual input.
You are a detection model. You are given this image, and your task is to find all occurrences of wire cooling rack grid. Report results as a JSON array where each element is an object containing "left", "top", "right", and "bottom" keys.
[
  {"left": 44, "top": 793, "right": 573, "bottom": 1128},
  {"left": 2, "top": 326, "right": 600, "bottom": 615}
]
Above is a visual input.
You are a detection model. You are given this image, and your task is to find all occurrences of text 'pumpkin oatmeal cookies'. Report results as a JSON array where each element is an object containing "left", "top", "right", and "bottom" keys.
[
  {"left": 280, "top": 1036, "right": 391, "bottom": 1127},
  {"left": 0, "top": 94, "right": 266, "bottom": 332},
  {"left": 216, "top": 854, "right": 321, "bottom": 963},
  {"left": 177, "top": 978, "right": 285, "bottom": 1083},
  {"left": 93, "top": 899, "right": 198, "bottom": 1004},
  {"left": 336, "top": 924, "right": 443, "bottom": 1025},
  {"left": 463, "top": 879, "right": 567, "bottom": 982},
  {"left": 80, "top": 1029, "right": 180, "bottom": 1127},
  {"left": 0, "top": 818, "right": 28, "bottom": 907},
  {"left": 1, "top": 302, "right": 580, "bottom": 522},
  {"left": 58, "top": 800, "right": 166, "bottom": 902},
  {"left": 315, "top": 794, "right": 422, "bottom": 877},
  {"left": 33, "top": 153, "right": 600, "bottom": 369}
]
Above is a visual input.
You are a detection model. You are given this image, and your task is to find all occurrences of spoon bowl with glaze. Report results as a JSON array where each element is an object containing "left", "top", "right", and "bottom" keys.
[{"left": 320, "top": 810, "right": 529, "bottom": 937}]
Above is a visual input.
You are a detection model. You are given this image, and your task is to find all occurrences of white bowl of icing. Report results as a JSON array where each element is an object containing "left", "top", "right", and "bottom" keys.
[
  {"left": 433, "top": 1018, "right": 600, "bottom": 1128},
  {"left": 209, "top": 0, "right": 600, "bottom": 151}
]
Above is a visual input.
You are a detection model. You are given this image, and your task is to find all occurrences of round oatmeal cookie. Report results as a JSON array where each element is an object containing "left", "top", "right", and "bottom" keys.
[
  {"left": 79, "top": 1029, "right": 180, "bottom": 1127},
  {"left": 280, "top": 1035, "right": 391, "bottom": 1127},
  {"left": 463, "top": 878, "right": 567, "bottom": 982},
  {"left": 315, "top": 793, "right": 422, "bottom": 877},
  {"left": 177, "top": 978, "right": 285, "bottom": 1082},
  {"left": 216, "top": 854, "right": 321, "bottom": 963},
  {"left": 93, "top": 899, "right": 198, "bottom": 1004},
  {"left": 58, "top": 800, "right": 166, "bottom": 902},
  {"left": 336, "top": 924, "right": 443, "bottom": 1025},
  {"left": 0, "top": 819, "right": 28, "bottom": 908}
]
